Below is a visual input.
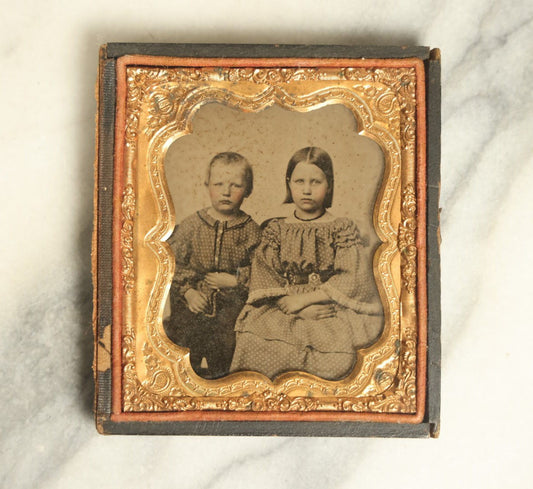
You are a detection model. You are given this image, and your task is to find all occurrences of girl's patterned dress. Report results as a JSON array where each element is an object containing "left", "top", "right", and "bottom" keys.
[
  {"left": 164, "top": 208, "right": 261, "bottom": 379},
  {"left": 230, "top": 216, "right": 383, "bottom": 380}
]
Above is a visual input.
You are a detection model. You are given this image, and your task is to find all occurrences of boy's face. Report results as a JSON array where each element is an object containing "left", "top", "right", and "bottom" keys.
[{"left": 207, "top": 163, "right": 247, "bottom": 215}]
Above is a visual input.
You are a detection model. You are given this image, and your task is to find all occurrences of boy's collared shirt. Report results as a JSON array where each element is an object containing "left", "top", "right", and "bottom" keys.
[{"left": 169, "top": 208, "right": 261, "bottom": 297}]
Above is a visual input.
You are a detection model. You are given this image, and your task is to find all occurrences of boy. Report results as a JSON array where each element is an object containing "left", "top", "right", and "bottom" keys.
[{"left": 164, "top": 152, "right": 261, "bottom": 379}]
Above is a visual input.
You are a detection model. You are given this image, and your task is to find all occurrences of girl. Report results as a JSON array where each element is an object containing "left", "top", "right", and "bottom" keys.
[
  {"left": 164, "top": 152, "right": 261, "bottom": 379},
  {"left": 230, "top": 147, "right": 383, "bottom": 380}
]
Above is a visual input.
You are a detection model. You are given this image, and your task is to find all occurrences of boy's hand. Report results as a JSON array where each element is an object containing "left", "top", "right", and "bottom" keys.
[
  {"left": 277, "top": 295, "right": 307, "bottom": 314},
  {"left": 297, "top": 304, "right": 336, "bottom": 320},
  {"left": 205, "top": 272, "right": 238, "bottom": 289},
  {"left": 184, "top": 288, "right": 209, "bottom": 314}
]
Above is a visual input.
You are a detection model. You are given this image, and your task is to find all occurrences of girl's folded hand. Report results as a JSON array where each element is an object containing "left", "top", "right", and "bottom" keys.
[
  {"left": 277, "top": 295, "right": 306, "bottom": 314},
  {"left": 297, "top": 304, "right": 336, "bottom": 320}
]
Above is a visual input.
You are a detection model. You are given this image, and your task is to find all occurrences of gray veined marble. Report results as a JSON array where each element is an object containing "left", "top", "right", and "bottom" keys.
[{"left": 2, "top": 0, "right": 533, "bottom": 487}]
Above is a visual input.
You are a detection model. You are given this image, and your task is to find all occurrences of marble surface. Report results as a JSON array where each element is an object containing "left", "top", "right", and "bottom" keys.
[{"left": 2, "top": 1, "right": 533, "bottom": 487}]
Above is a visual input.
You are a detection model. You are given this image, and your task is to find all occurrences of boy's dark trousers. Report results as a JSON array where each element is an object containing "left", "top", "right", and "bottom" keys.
[{"left": 163, "top": 290, "right": 246, "bottom": 379}]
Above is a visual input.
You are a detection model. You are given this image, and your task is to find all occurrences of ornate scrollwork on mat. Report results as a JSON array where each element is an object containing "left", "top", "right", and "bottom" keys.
[
  {"left": 120, "top": 66, "right": 418, "bottom": 414},
  {"left": 120, "top": 184, "right": 135, "bottom": 294}
]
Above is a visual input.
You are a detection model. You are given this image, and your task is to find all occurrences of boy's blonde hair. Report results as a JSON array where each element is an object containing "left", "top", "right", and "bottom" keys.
[{"left": 205, "top": 152, "right": 254, "bottom": 197}]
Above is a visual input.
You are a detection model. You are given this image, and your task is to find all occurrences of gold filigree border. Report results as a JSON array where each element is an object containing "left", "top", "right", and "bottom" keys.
[
  {"left": 121, "top": 65, "right": 418, "bottom": 414},
  {"left": 120, "top": 184, "right": 135, "bottom": 294},
  {"left": 399, "top": 183, "right": 417, "bottom": 294}
]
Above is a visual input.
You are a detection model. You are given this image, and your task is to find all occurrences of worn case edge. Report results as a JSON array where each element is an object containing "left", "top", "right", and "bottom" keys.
[{"left": 93, "top": 43, "right": 441, "bottom": 437}]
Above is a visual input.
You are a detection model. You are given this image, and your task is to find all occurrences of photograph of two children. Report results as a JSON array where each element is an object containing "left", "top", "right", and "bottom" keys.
[{"left": 162, "top": 102, "right": 385, "bottom": 382}]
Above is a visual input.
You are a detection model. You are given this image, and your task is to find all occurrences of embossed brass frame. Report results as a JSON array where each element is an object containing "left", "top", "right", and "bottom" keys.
[{"left": 98, "top": 52, "right": 430, "bottom": 428}]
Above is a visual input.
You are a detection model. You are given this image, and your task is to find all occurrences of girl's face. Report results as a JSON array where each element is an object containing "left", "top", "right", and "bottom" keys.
[
  {"left": 207, "top": 162, "right": 247, "bottom": 215},
  {"left": 288, "top": 162, "right": 329, "bottom": 215}
]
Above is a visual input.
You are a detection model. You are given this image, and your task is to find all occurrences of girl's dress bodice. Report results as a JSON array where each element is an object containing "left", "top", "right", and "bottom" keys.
[{"left": 246, "top": 217, "right": 382, "bottom": 314}]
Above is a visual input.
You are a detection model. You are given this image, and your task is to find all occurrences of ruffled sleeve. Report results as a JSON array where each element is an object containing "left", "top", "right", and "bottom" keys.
[
  {"left": 168, "top": 221, "right": 200, "bottom": 296},
  {"left": 246, "top": 219, "right": 288, "bottom": 303},
  {"left": 321, "top": 218, "right": 383, "bottom": 315}
]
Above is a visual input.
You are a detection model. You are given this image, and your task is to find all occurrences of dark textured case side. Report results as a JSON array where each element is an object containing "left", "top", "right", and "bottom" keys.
[
  {"left": 104, "top": 43, "right": 430, "bottom": 60},
  {"left": 95, "top": 44, "right": 441, "bottom": 437},
  {"left": 94, "top": 47, "right": 116, "bottom": 432},
  {"left": 426, "top": 49, "right": 441, "bottom": 438},
  {"left": 101, "top": 420, "right": 432, "bottom": 437}
]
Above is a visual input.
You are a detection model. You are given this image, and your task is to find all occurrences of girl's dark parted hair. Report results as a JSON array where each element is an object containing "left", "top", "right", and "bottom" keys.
[
  {"left": 205, "top": 152, "right": 254, "bottom": 197},
  {"left": 284, "top": 147, "right": 334, "bottom": 208}
]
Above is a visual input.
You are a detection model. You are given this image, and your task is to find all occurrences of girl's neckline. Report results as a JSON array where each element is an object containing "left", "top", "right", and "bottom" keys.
[
  {"left": 293, "top": 209, "right": 326, "bottom": 221},
  {"left": 284, "top": 210, "right": 337, "bottom": 224}
]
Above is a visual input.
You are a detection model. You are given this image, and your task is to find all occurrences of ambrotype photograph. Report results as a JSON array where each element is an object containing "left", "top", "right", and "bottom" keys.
[
  {"left": 94, "top": 45, "right": 439, "bottom": 435},
  {"left": 162, "top": 104, "right": 385, "bottom": 381}
]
